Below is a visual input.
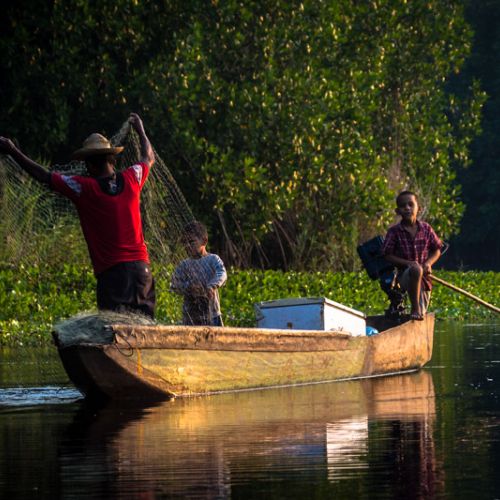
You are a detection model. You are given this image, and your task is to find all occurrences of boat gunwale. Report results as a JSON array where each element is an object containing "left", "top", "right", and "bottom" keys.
[{"left": 56, "top": 315, "right": 433, "bottom": 353}]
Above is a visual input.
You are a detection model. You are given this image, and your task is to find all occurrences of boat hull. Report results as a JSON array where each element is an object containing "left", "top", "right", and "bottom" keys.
[{"left": 55, "top": 314, "right": 434, "bottom": 400}]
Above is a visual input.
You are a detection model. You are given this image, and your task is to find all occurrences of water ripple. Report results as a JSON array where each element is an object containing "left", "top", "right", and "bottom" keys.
[{"left": 0, "top": 386, "right": 83, "bottom": 407}]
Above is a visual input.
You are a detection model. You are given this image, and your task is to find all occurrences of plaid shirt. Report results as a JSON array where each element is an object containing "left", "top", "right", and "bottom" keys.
[{"left": 382, "top": 220, "right": 442, "bottom": 290}]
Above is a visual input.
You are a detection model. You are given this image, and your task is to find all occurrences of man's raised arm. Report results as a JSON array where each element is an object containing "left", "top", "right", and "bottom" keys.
[
  {"left": 0, "top": 137, "right": 50, "bottom": 185},
  {"left": 128, "top": 113, "right": 155, "bottom": 168}
]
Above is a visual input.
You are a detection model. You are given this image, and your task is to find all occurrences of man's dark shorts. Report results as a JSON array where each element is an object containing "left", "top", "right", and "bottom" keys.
[{"left": 96, "top": 261, "right": 156, "bottom": 319}]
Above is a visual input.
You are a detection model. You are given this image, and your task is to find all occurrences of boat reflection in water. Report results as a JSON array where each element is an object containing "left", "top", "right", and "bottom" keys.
[{"left": 60, "top": 370, "right": 439, "bottom": 498}]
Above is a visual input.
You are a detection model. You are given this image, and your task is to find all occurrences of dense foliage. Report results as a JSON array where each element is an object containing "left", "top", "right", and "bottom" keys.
[
  {"left": 0, "top": 265, "right": 497, "bottom": 346},
  {"left": 0, "top": 0, "right": 484, "bottom": 270}
]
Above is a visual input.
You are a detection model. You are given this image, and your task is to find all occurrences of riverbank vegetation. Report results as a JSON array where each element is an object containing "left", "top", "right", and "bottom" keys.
[
  {"left": 0, "top": 265, "right": 497, "bottom": 346},
  {"left": 0, "top": 0, "right": 488, "bottom": 270},
  {"left": 0, "top": 3, "right": 498, "bottom": 348}
]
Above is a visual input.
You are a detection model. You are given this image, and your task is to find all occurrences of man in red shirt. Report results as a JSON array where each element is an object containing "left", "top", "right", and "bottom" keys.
[
  {"left": 0, "top": 113, "right": 156, "bottom": 318},
  {"left": 382, "top": 191, "right": 442, "bottom": 321}
]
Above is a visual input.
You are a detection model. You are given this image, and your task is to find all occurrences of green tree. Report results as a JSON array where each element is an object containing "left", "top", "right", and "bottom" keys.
[
  {"left": 0, "top": 0, "right": 484, "bottom": 270},
  {"left": 161, "top": 0, "right": 483, "bottom": 269}
]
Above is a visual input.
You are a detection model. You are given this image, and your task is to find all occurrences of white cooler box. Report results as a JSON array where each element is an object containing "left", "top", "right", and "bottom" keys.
[{"left": 255, "top": 297, "right": 366, "bottom": 336}]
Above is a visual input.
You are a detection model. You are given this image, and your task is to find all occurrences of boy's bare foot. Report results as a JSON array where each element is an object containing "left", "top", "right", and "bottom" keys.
[{"left": 410, "top": 312, "right": 424, "bottom": 321}]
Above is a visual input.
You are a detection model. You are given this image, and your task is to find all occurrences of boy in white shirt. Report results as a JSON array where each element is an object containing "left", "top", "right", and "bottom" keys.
[{"left": 171, "top": 221, "right": 227, "bottom": 326}]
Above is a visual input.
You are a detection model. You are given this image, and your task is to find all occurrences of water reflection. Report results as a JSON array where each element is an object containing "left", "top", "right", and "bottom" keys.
[
  {"left": 57, "top": 371, "right": 437, "bottom": 498},
  {"left": 4, "top": 322, "right": 499, "bottom": 498}
]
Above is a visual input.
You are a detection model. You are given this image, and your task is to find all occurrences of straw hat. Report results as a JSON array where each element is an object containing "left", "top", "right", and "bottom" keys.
[{"left": 71, "top": 133, "right": 124, "bottom": 160}]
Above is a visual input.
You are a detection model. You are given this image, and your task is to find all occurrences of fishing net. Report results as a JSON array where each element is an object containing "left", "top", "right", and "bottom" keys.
[
  {"left": 0, "top": 121, "right": 194, "bottom": 269},
  {"left": 0, "top": 120, "right": 209, "bottom": 324},
  {"left": 53, "top": 310, "right": 155, "bottom": 348},
  {"left": 111, "top": 121, "right": 195, "bottom": 271}
]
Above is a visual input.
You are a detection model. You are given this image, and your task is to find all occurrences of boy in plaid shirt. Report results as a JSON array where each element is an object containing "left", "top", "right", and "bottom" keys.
[{"left": 382, "top": 191, "right": 443, "bottom": 320}]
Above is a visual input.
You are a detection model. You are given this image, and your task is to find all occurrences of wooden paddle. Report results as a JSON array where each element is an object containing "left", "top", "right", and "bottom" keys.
[{"left": 431, "top": 275, "right": 500, "bottom": 314}]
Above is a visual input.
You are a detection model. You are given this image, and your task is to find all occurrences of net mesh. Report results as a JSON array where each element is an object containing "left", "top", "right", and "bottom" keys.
[
  {"left": 54, "top": 310, "right": 155, "bottom": 348},
  {"left": 0, "top": 121, "right": 203, "bottom": 323},
  {"left": 110, "top": 121, "right": 195, "bottom": 270},
  {"left": 0, "top": 121, "right": 194, "bottom": 271},
  {"left": 0, "top": 122, "right": 194, "bottom": 273}
]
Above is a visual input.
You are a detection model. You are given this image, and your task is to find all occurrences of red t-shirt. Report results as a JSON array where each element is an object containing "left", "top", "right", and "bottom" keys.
[{"left": 50, "top": 163, "right": 150, "bottom": 275}]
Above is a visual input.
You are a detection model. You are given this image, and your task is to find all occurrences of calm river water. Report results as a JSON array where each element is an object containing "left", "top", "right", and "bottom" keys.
[{"left": 1, "top": 321, "right": 500, "bottom": 499}]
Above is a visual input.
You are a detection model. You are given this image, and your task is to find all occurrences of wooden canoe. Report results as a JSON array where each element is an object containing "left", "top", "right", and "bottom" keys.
[{"left": 53, "top": 314, "right": 434, "bottom": 401}]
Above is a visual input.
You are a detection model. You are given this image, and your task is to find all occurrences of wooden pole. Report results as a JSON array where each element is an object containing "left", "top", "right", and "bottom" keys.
[{"left": 431, "top": 275, "right": 500, "bottom": 314}]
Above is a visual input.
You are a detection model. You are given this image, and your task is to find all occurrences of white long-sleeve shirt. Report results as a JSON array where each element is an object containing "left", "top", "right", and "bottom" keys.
[{"left": 170, "top": 253, "right": 227, "bottom": 324}]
